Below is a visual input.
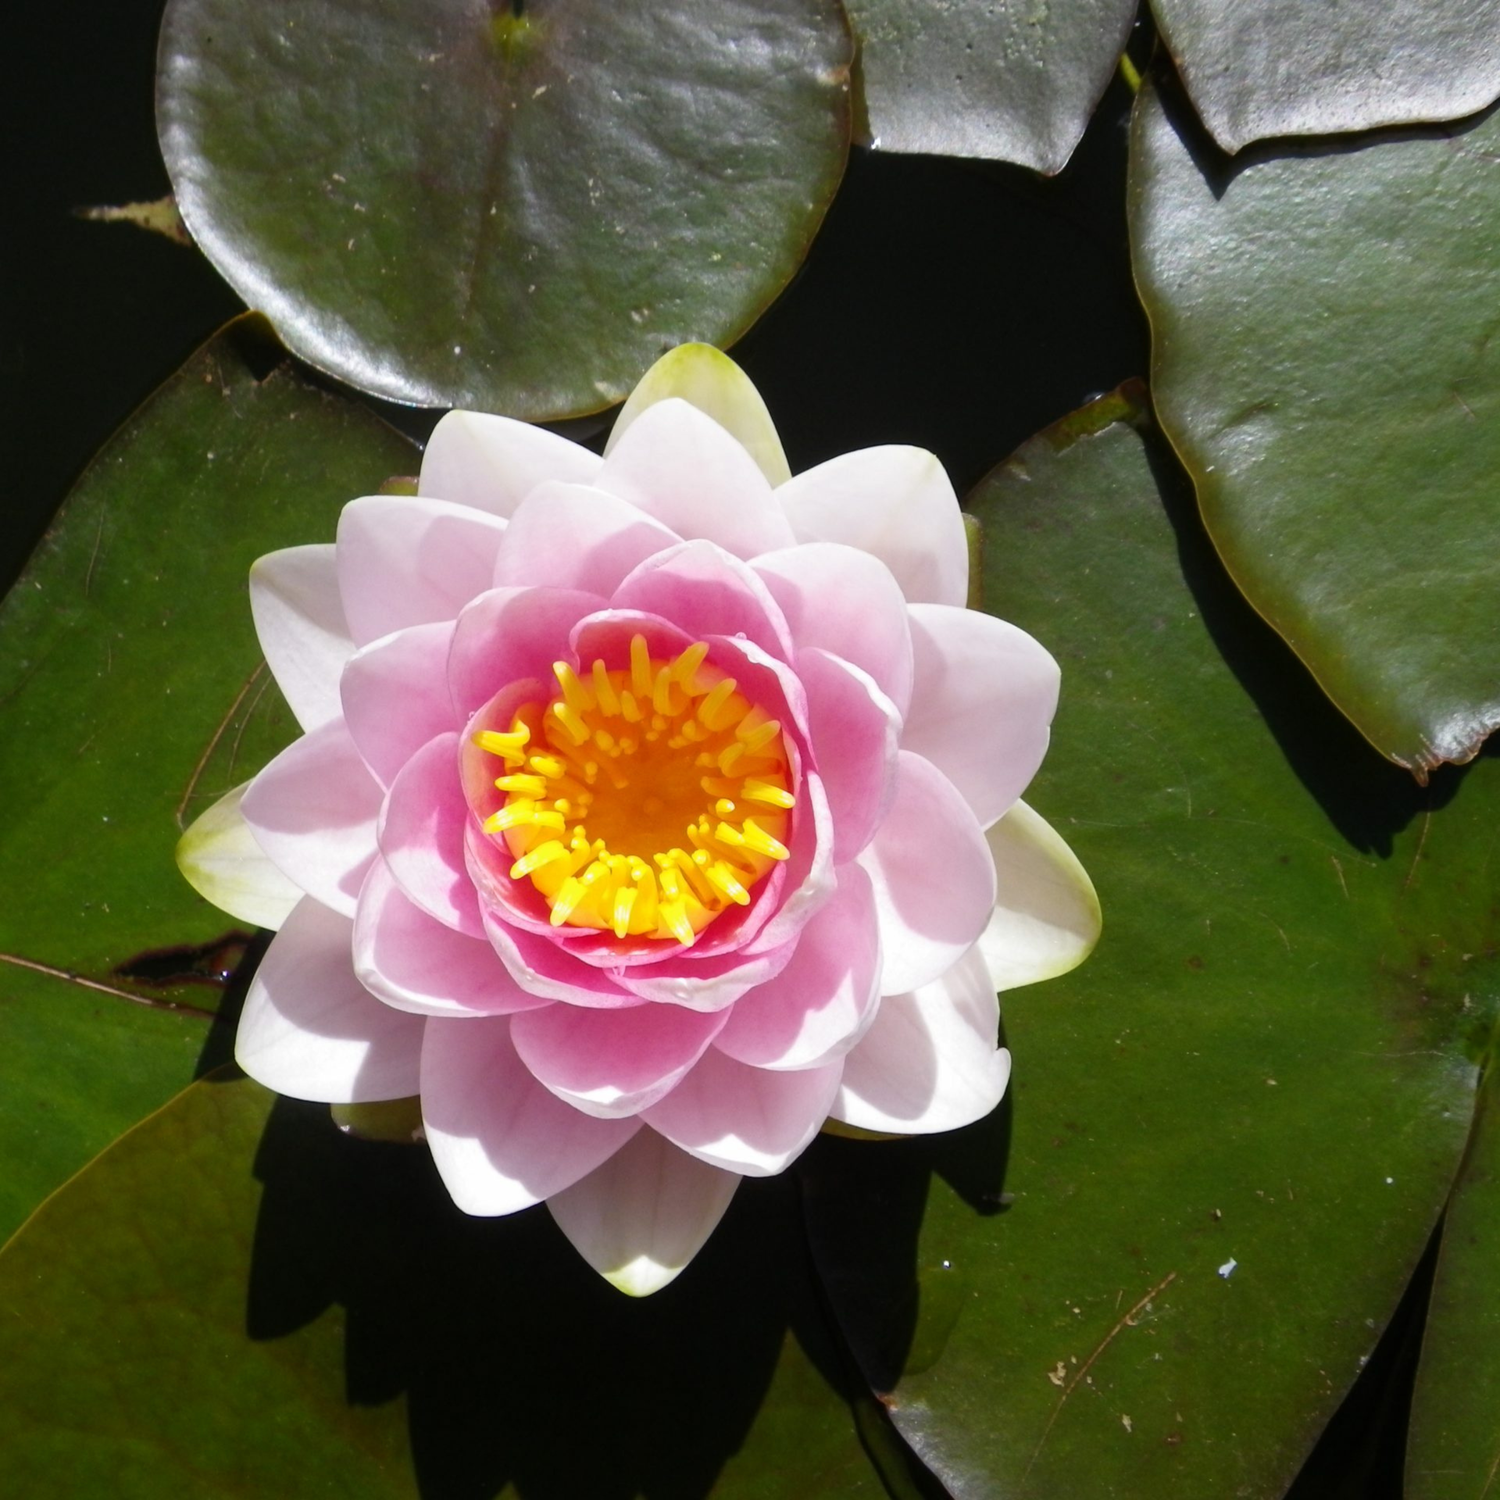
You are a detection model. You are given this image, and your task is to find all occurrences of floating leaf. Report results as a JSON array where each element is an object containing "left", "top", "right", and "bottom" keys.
[
  {"left": 803, "top": 387, "right": 1491, "bottom": 1497},
  {"left": 0, "top": 317, "right": 415, "bottom": 1239},
  {"left": 157, "top": 0, "right": 853, "bottom": 417},
  {"left": 1130, "top": 82, "right": 1500, "bottom": 774},
  {"left": 1150, "top": 0, "right": 1500, "bottom": 152},
  {"left": 0, "top": 1074, "right": 889, "bottom": 1498},
  {"left": 844, "top": 0, "right": 1136, "bottom": 170}
]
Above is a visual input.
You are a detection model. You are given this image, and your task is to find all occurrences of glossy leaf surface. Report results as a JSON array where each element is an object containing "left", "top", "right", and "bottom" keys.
[
  {"left": 803, "top": 388, "right": 1492, "bottom": 1497},
  {"left": 0, "top": 1074, "right": 886, "bottom": 1498},
  {"left": 0, "top": 318, "right": 415, "bottom": 1240},
  {"left": 158, "top": 0, "right": 852, "bottom": 417},
  {"left": 844, "top": 0, "right": 1136, "bottom": 171},
  {"left": 1150, "top": 0, "right": 1500, "bottom": 152},
  {"left": 1131, "top": 84, "right": 1500, "bottom": 775}
]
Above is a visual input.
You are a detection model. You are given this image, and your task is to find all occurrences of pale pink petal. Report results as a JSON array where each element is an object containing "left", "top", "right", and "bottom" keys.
[
  {"left": 379, "top": 731, "right": 483, "bottom": 936},
  {"left": 595, "top": 399, "right": 795, "bottom": 558},
  {"left": 609, "top": 540, "right": 794, "bottom": 660},
  {"left": 833, "top": 943, "right": 1010, "bottom": 1134},
  {"left": 419, "top": 409, "right": 602, "bottom": 517},
  {"left": 714, "top": 863, "right": 881, "bottom": 1071},
  {"left": 510, "top": 1002, "right": 728, "bottom": 1119},
  {"left": 336, "top": 495, "right": 508, "bottom": 646},
  {"left": 903, "top": 604, "right": 1059, "bottom": 828},
  {"left": 421, "top": 1016, "right": 640, "bottom": 1214},
  {"left": 494, "top": 482, "right": 680, "bottom": 595},
  {"left": 354, "top": 861, "right": 549, "bottom": 1017},
  {"left": 249, "top": 544, "right": 353, "bottom": 730},
  {"left": 236, "top": 896, "right": 424, "bottom": 1102},
  {"left": 548, "top": 1128, "right": 741, "bottom": 1295},
  {"left": 857, "top": 751, "right": 997, "bottom": 995},
  {"left": 776, "top": 446, "right": 968, "bottom": 606},
  {"left": 241, "top": 720, "right": 381, "bottom": 918},
  {"left": 447, "top": 586, "right": 606, "bottom": 719},
  {"left": 752, "top": 542, "right": 915, "bottom": 716},
  {"left": 643, "top": 1047, "right": 842, "bottom": 1177},
  {"left": 798, "top": 647, "right": 900, "bottom": 862},
  {"left": 176, "top": 781, "right": 302, "bottom": 932},
  {"left": 340, "top": 620, "right": 459, "bottom": 788}
]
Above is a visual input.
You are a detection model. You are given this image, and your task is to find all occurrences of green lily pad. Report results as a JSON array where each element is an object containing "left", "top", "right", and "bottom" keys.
[
  {"left": 802, "top": 386, "right": 1491, "bottom": 1497},
  {"left": 0, "top": 316, "right": 415, "bottom": 1241},
  {"left": 843, "top": 0, "right": 1136, "bottom": 170},
  {"left": 157, "top": 0, "right": 853, "bottom": 417},
  {"left": 1407, "top": 1046, "right": 1500, "bottom": 1500},
  {"left": 1149, "top": 0, "right": 1500, "bottom": 152},
  {"left": 0, "top": 1073, "right": 891, "bottom": 1498},
  {"left": 1130, "top": 82, "right": 1500, "bottom": 775}
]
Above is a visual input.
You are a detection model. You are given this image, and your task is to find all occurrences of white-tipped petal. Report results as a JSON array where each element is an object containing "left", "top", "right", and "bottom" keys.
[
  {"left": 419, "top": 409, "right": 602, "bottom": 516},
  {"left": 607, "top": 343, "right": 791, "bottom": 487},
  {"left": 548, "top": 1128, "right": 741, "bottom": 1296},
  {"left": 176, "top": 781, "right": 302, "bottom": 931},
  {"left": 248, "top": 544, "right": 354, "bottom": 731},
  {"left": 980, "top": 799, "right": 1101, "bottom": 991}
]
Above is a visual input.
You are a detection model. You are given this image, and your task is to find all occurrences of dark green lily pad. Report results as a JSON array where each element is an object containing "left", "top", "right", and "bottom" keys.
[
  {"left": 1150, "top": 0, "right": 1500, "bottom": 152},
  {"left": 0, "top": 1073, "right": 889, "bottom": 1497},
  {"left": 844, "top": 0, "right": 1136, "bottom": 171},
  {"left": 157, "top": 0, "right": 853, "bottom": 417},
  {"left": 802, "top": 386, "right": 1491, "bottom": 1497},
  {"left": 1130, "top": 82, "right": 1500, "bottom": 775},
  {"left": 0, "top": 317, "right": 415, "bottom": 1241}
]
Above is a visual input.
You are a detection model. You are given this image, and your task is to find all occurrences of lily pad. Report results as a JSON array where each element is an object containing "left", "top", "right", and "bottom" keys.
[
  {"left": 157, "top": 0, "right": 853, "bottom": 417},
  {"left": 1130, "top": 82, "right": 1500, "bottom": 775},
  {"left": 802, "top": 386, "right": 1492, "bottom": 1497},
  {"left": 0, "top": 1073, "right": 890, "bottom": 1498},
  {"left": 1149, "top": 0, "right": 1500, "bottom": 152},
  {"left": 843, "top": 0, "right": 1136, "bottom": 171},
  {"left": 0, "top": 317, "right": 415, "bottom": 1240}
]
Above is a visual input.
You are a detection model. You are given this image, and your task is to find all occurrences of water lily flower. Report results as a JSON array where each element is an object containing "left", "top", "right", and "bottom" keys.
[{"left": 179, "top": 345, "right": 1100, "bottom": 1294}]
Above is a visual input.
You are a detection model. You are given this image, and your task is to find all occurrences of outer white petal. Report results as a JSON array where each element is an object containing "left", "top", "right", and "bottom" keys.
[
  {"left": 775, "top": 446, "right": 968, "bottom": 606},
  {"left": 547, "top": 1128, "right": 741, "bottom": 1296},
  {"left": 980, "top": 799, "right": 1101, "bottom": 992},
  {"left": 235, "top": 897, "right": 425, "bottom": 1103},
  {"left": 176, "top": 781, "right": 301, "bottom": 931},
  {"left": 606, "top": 343, "right": 791, "bottom": 487},
  {"left": 419, "top": 409, "right": 602, "bottom": 516},
  {"left": 248, "top": 544, "right": 354, "bottom": 731},
  {"left": 833, "top": 944, "right": 1010, "bottom": 1135}
]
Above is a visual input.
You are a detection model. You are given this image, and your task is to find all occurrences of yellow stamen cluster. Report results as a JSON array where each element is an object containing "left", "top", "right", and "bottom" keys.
[{"left": 473, "top": 635, "right": 795, "bottom": 946}]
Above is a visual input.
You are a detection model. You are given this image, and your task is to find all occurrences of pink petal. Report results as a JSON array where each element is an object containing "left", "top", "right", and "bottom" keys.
[
  {"left": 595, "top": 399, "right": 795, "bottom": 558},
  {"left": 447, "top": 586, "right": 606, "bottom": 719},
  {"left": 714, "top": 863, "right": 881, "bottom": 1071},
  {"left": 236, "top": 896, "right": 424, "bottom": 1102},
  {"left": 419, "top": 409, "right": 602, "bottom": 517},
  {"left": 857, "top": 751, "right": 997, "bottom": 995},
  {"left": 510, "top": 1002, "right": 729, "bottom": 1119},
  {"left": 775, "top": 446, "right": 968, "bottom": 606},
  {"left": 493, "top": 482, "right": 679, "bottom": 595},
  {"left": 481, "top": 909, "right": 647, "bottom": 1009},
  {"left": 340, "top": 620, "right": 460, "bottom": 788},
  {"left": 354, "top": 860, "right": 550, "bottom": 1017},
  {"left": 241, "top": 719, "right": 382, "bottom": 918},
  {"left": 609, "top": 540, "right": 794, "bottom": 660},
  {"left": 903, "top": 604, "right": 1059, "bottom": 828},
  {"left": 833, "top": 943, "right": 1010, "bottom": 1134},
  {"left": 643, "top": 1047, "right": 842, "bottom": 1177},
  {"left": 547, "top": 1128, "right": 741, "bottom": 1295},
  {"left": 421, "top": 1016, "right": 640, "bottom": 1215},
  {"left": 752, "top": 542, "right": 915, "bottom": 716},
  {"left": 378, "top": 731, "right": 482, "bottom": 936},
  {"left": 336, "top": 495, "right": 508, "bottom": 646},
  {"left": 797, "top": 647, "right": 900, "bottom": 862},
  {"left": 248, "top": 544, "right": 353, "bottom": 730},
  {"left": 614, "top": 941, "right": 797, "bottom": 1011}
]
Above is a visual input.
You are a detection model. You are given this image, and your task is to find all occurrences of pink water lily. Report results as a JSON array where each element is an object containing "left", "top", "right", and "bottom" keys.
[{"left": 179, "top": 345, "right": 1099, "bottom": 1294}]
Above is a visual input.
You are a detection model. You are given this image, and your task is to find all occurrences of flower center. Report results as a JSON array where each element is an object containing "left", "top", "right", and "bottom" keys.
[{"left": 474, "top": 635, "right": 794, "bottom": 946}]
